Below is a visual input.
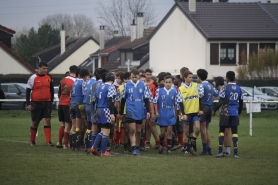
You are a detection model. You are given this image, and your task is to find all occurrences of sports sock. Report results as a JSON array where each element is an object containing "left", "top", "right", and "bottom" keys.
[
  {"left": 167, "top": 139, "right": 172, "bottom": 151},
  {"left": 88, "top": 131, "right": 92, "bottom": 148},
  {"left": 177, "top": 134, "right": 183, "bottom": 146},
  {"left": 225, "top": 146, "right": 231, "bottom": 154},
  {"left": 159, "top": 135, "right": 164, "bottom": 146},
  {"left": 91, "top": 133, "right": 97, "bottom": 147},
  {"left": 163, "top": 141, "right": 167, "bottom": 148},
  {"left": 69, "top": 132, "right": 73, "bottom": 147},
  {"left": 124, "top": 143, "right": 128, "bottom": 150},
  {"left": 183, "top": 138, "right": 189, "bottom": 150},
  {"left": 107, "top": 139, "right": 111, "bottom": 152},
  {"left": 208, "top": 147, "right": 212, "bottom": 153},
  {"left": 155, "top": 139, "right": 160, "bottom": 145},
  {"left": 30, "top": 127, "right": 37, "bottom": 142},
  {"left": 189, "top": 133, "right": 198, "bottom": 150},
  {"left": 75, "top": 128, "right": 80, "bottom": 149},
  {"left": 101, "top": 135, "right": 109, "bottom": 154},
  {"left": 232, "top": 134, "right": 238, "bottom": 156},
  {"left": 58, "top": 125, "right": 65, "bottom": 144},
  {"left": 72, "top": 132, "right": 76, "bottom": 148},
  {"left": 85, "top": 129, "right": 90, "bottom": 149},
  {"left": 218, "top": 132, "right": 224, "bottom": 154},
  {"left": 93, "top": 133, "right": 103, "bottom": 149},
  {"left": 44, "top": 126, "right": 51, "bottom": 143},
  {"left": 202, "top": 143, "right": 208, "bottom": 153},
  {"left": 64, "top": 132, "right": 69, "bottom": 147}
]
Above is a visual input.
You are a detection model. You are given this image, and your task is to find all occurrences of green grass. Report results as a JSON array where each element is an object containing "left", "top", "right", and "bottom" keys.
[{"left": 0, "top": 110, "right": 278, "bottom": 185}]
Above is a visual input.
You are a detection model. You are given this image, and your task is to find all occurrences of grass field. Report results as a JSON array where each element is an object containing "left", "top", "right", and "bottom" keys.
[{"left": 0, "top": 110, "right": 278, "bottom": 185}]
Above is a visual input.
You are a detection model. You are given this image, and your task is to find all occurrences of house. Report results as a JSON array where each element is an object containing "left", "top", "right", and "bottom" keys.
[
  {"left": 32, "top": 28, "right": 99, "bottom": 74},
  {"left": 79, "top": 30, "right": 131, "bottom": 73},
  {"left": 148, "top": 0, "right": 278, "bottom": 78},
  {"left": 0, "top": 25, "right": 36, "bottom": 74}
]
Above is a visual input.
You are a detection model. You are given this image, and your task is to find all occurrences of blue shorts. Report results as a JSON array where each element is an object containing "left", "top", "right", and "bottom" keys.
[
  {"left": 183, "top": 113, "right": 199, "bottom": 125},
  {"left": 219, "top": 115, "right": 239, "bottom": 127},
  {"left": 96, "top": 108, "right": 111, "bottom": 124},
  {"left": 200, "top": 105, "right": 212, "bottom": 123}
]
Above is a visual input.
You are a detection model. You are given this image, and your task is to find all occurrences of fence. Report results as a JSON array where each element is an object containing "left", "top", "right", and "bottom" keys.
[{"left": 1, "top": 99, "right": 277, "bottom": 137}]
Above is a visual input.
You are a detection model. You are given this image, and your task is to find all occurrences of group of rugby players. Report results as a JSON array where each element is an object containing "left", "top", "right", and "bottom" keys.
[{"left": 28, "top": 61, "right": 243, "bottom": 158}]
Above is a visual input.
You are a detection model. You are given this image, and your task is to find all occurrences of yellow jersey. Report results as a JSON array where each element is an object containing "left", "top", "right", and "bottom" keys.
[{"left": 179, "top": 82, "right": 200, "bottom": 114}]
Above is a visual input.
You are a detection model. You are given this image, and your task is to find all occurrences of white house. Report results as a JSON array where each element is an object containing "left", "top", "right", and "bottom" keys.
[
  {"left": 149, "top": 0, "right": 278, "bottom": 78},
  {"left": 0, "top": 25, "right": 35, "bottom": 74}
]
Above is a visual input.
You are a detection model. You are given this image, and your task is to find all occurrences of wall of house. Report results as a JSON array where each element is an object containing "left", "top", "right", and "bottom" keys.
[
  {"left": 0, "top": 48, "right": 31, "bottom": 74},
  {"left": 50, "top": 40, "right": 99, "bottom": 74},
  {"left": 205, "top": 41, "right": 278, "bottom": 79},
  {"left": 149, "top": 7, "right": 207, "bottom": 76},
  {"left": 139, "top": 61, "right": 149, "bottom": 70}
]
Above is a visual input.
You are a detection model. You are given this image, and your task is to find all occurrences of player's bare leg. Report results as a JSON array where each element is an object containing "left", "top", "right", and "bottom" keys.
[{"left": 224, "top": 127, "right": 231, "bottom": 156}]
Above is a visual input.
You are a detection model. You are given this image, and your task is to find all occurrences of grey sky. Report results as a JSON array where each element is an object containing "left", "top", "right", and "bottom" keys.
[{"left": 0, "top": 0, "right": 269, "bottom": 31}]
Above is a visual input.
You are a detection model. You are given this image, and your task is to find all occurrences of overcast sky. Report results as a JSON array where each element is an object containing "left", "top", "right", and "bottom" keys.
[{"left": 0, "top": 0, "right": 269, "bottom": 31}]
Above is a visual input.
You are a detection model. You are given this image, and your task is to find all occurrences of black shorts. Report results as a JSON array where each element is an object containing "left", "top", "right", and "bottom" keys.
[
  {"left": 58, "top": 105, "right": 71, "bottom": 123},
  {"left": 219, "top": 115, "right": 239, "bottom": 127},
  {"left": 200, "top": 104, "right": 212, "bottom": 123},
  {"left": 31, "top": 101, "right": 52, "bottom": 122},
  {"left": 125, "top": 117, "right": 143, "bottom": 124}
]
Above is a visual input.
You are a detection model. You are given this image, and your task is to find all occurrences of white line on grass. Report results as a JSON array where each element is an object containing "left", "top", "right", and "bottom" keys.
[{"left": 0, "top": 138, "right": 29, "bottom": 143}]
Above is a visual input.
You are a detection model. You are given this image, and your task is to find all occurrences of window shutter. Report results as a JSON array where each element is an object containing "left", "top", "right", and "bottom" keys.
[
  {"left": 210, "top": 43, "right": 219, "bottom": 65},
  {"left": 239, "top": 43, "right": 247, "bottom": 65},
  {"left": 249, "top": 43, "right": 258, "bottom": 56}
]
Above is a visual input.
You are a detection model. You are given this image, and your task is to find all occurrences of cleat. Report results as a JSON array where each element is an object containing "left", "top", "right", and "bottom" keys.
[
  {"left": 167, "top": 150, "right": 171, "bottom": 155},
  {"left": 56, "top": 142, "right": 63, "bottom": 148},
  {"left": 46, "top": 142, "right": 54, "bottom": 146},
  {"left": 123, "top": 150, "right": 129, "bottom": 154},
  {"left": 215, "top": 153, "right": 225, "bottom": 157},
  {"left": 63, "top": 146, "right": 69, "bottom": 149},
  {"left": 158, "top": 145, "right": 163, "bottom": 154},
  {"left": 184, "top": 151, "right": 190, "bottom": 156},
  {"left": 234, "top": 154, "right": 239, "bottom": 159},
  {"left": 30, "top": 142, "right": 36, "bottom": 146},
  {"left": 101, "top": 151, "right": 116, "bottom": 157},
  {"left": 224, "top": 152, "right": 230, "bottom": 157},
  {"left": 139, "top": 146, "right": 147, "bottom": 151},
  {"left": 144, "top": 143, "right": 150, "bottom": 149},
  {"left": 132, "top": 149, "right": 140, "bottom": 156},
  {"left": 170, "top": 144, "right": 180, "bottom": 151},
  {"left": 153, "top": 143, "right": 160, "bottom": 149},
  {"left": 88, "top": 146, "right": 100, "bottom": 156},
  {"left": 188, "top": 147, "right": 197, "bottom": 156},
  {"left": 208, "top": 152, "right": 213, "bottom": 156},
  {"left": 200, "top": 152, "right": 209, "bottom": 155}
]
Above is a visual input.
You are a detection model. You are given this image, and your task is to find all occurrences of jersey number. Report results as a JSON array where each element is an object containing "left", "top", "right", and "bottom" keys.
[
  {"left": 99, "top": 92, "right": 102, "bottom": 99},
  {"left": 229, "top": 92, "right": 238, "bottom": 100}
]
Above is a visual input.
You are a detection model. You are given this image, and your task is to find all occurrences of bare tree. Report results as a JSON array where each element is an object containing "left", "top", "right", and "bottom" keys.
[
  {"left": 96, "top": 0, "right": 156, "bottom": 38},
  {"left": 11, "top": 25, "right": 31, "bottom": 44},
  {"left": 39, "top": 13, "right": 99, "bottom": 41}
]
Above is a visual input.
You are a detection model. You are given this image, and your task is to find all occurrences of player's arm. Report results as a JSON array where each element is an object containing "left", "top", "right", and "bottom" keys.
[
  {"left": 26, "top": 88, "right": 32, "bottom": 108},
  {"left": 144, "top": 84, "right": 151, "bottom": 118},
  {"left": 213, "top": 97, "right": 227, "bottom": 113},
  {"left": 153, "top": 89, "right": 159, "bottom": 116},
  {"left": 49, "top": 75, "right": 54, "bottom": 102},
  {"left": 119, "top": 84, "right": 126, "bottom": 115},
  {"left": 238, "top": 90, "right": 243, "bottom": 115}
]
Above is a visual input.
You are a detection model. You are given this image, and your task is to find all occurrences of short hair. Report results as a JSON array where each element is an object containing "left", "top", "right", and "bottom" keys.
[
  {"left": 197, "top": 69, "right": 208, "bottom": 81},
  {"left": 140, "top": 74, "right": 146, "bottom": 79},
  {"left": 69, "top": 65, "right": 78, "bottom": 74},
  {"left": 183, "top": 70, "right": 193, "bottom": 78},
  {"left": 94, "top": 68, "right": 102, "bottom": 80},
  {"left": 65, "top": 71, "right": 70, "bottom": 77},
  {"left": 145, "top": 69, "right": 152, "bottom": 73},
  {"left": 75, "top": 68, "right": 81, "bottom": 77},
  {"left": 101, "top": 72, "right": 108, "bottom": 82},
  {"left": 175, "top": 75, "right": 181, "bottom": 80},
  {"left": 139, "top": 69, "right": 145, "bottom": 74},
  {"left": 180, "top": 67, "right": 189, "bottom": 75},
  {"left": 226, "top": 71, "right": 235, "bottom": 81},
  {"left": 79, "top": 69, "right": 89, "bottom": 78},
  {"left": 165, "top": 72, "right": 172, "bottom": 76},
  {"left": 114, "top": 71, "right": 122, "bottom": 77},
  {"left": 131, "top": 68, "right": 139, "bottom": 75},
  {"left": 38, "top": 61, "right": 48, "bottom": 67},
  {"left": 99, "top": 69, "right": 108, "bottom": 79},
  {"left": 214, "top": 76, "right": 224, "bottom": 88},
  {"left": 110, "top": 69, "right": 119, "bottom": 73},
  {"left": 120, "top": 72, "right": 130, "bottom": 81},
  {"left": 164, "top": 75, "right": 173, "bottom": 81}
]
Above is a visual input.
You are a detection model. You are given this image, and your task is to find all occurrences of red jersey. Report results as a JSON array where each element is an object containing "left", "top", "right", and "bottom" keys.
[
  {"left": 27, "top": 73, "right": 52, "bottom": 102},
  {"left": 59, "top": 76, "right": 76, "bottom": 106},
  {"left": 147, "top": 80, "right": 157, "bottom": 98}
]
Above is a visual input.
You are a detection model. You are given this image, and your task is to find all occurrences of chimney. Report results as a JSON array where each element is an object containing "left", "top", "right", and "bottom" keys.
[
  {"left": 189, "top": 0, "right": 196, "bottom": 13},
  {"left": 131, "top": 19, "right": 137, "bottom": 42},
  {"left": 213, "top": 0, "right": 219, "bottom": 2},
  {"left": 99, "top": 25, "right": 105, "bottom": 50},
  {"left": 136, "top": 12, "right": 144, "bottom": 39},
  {"left": 113, "top": 30, "right": 119, "bottom": 37},
  {"left": 60, "top": 25, "right": 65, "bottom": 55},
  {"left": 271, "top": 0, "right": 278, "bottom": 3}
]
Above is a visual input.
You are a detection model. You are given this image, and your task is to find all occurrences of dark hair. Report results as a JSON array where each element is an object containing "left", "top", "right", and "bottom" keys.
[
  {"left": 110, "top": 69, "right": 119, "bottom": 73},
  {"left": 94, "top": 68, "right": 102, "bottom": 80},
  {"left": 180, "top": 67, "right": 189, "bottom": 75},
  {"left": 165, "top": 72, "right": 171, "bottom": 76},
  {"left": 101, "top": 72, "right": 107, "bottom": 82},
  {"left": 122, "top": 72, "right": 130, "bottom": 81},
  {"left": 100, "top": 69, "right": 108, "bottom": 82},
  {"left": 115, "top": 71, "right": 122, "bottom": 77},
  {"left": 131, "top": 68, "right": 139, "bottom": 75},
  {"left": 183, "top": 70, "right": 193, "bottom": 78},
  {"left": 139, "top": 69, "right": 145, "bottom": 74},
  {"left": 214, "top": 76, "right": 224, "bottom": 88},
  {"left": 69, "top": 65, "right": 78, "bottom": 73},
  {"left": 75, "top": 68, "right": 81, "bottom": 77},
  {"left": 140, "top": 74, "right": 146, "bottom": 78},
  {"left": 164, "top": 75, "right": 173, "bottom": 81},
  {"left": 158, "top": 72, "right": 167, "bottom": 82},
  {"left": 79, "top": 69, "right": 89, "bottom": 78},
  {"left": 38, "top": 61, "right": 48, "bottom": 67},
  {"left": 145, "top": 69, "right": 152, "bottom": 73},
  {"left": 65, "top": 71, "right": 70, "bottom": 77},
  {"left": 175, "top": 75, "right": 181, "bottom": 80},
  {"left": 226, "top": 71, "right": 235, "bottom": 81},
  {"left": 197, "top": 69, "right": 208, "bottom": 81}
]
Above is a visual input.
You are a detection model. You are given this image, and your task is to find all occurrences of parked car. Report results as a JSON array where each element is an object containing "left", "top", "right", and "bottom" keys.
[
  {"left": 53, "top": 86, "right": 59, "bottom": 109},
  {"left": 257, "top": 86, "right": 278, "bottom": 98},
  {"left": 0, "top": 83, "right": 27, "bottom": 110},
  {"left": 241, "top": 86, "right": 278, "bottom": 109}
]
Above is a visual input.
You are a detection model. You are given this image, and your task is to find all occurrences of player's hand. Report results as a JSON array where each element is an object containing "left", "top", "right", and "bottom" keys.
[
  {"left": 93, "top": 114, "right": 97, "bottom": 121},
  {"left": 183, "top": 115, "right": 188, "bottom": 121},
  {"left": 27, "top": 105, "right": 33, "bottom": 111},
  {"left": 212, "top": 111, "right": 215, "bottom": 116},
  {"left": 110, "top": 114, "right": 115, "bottom": 122},
  {"left": 146, "top": 112, "right": 150, "bottom": 119},
  {"left": 198, "top": 111, "right": 204, "bottom": 116},
  {"left": 155, "top": 112, "right": 159, "bottom": 118}
]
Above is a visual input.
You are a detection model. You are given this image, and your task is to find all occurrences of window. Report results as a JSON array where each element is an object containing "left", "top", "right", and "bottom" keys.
[
  {"left": 94, "top": 58, "right": 99, "bottom": 69},
  {"left": 8, "top": 85, "right": 18, "bottom": 93},
  {"left": 259, "top": 43, "right": 275, "bottom": 52},
  {"left": 220, "top": 43, "right": 236, "bottom": 65},
  {"left": 249, "top": 43, "right": 258, "bottom": 55},
  {"left": 239, "top": 43, "right": 247, "bottom": 65},
  {"left": 263, "top": 88, "right": 277, "bottom": 96}
]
